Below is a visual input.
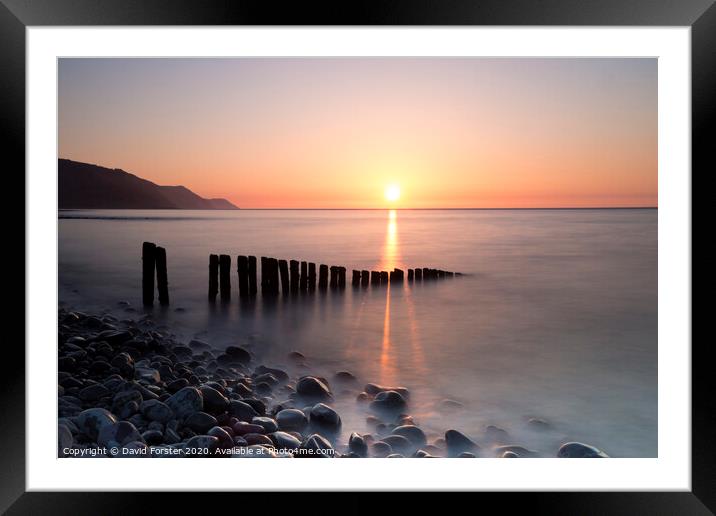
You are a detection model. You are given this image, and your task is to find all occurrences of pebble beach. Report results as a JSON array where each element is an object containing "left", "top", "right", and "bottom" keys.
[{"left": 58, "top": 305, "right": 610, "bottom": 459}]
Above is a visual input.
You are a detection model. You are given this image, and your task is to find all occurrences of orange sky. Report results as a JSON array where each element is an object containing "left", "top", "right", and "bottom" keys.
[{"left": 58, "top": 58, "right": 657, "bottom": 208}]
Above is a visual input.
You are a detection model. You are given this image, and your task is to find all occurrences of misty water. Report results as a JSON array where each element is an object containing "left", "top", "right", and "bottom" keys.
[{"left": 59, "top": 209, "right": 657, "bottom": 457}]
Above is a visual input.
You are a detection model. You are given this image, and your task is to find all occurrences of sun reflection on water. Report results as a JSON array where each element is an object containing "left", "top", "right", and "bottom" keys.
[{"left": 377, "top": 210, "right": 428, "bottom": 386}]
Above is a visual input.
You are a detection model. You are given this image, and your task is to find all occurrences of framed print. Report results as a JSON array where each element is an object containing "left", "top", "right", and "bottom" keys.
[{"left": 2, "top": 0, "right": 711, "bottom": 511}]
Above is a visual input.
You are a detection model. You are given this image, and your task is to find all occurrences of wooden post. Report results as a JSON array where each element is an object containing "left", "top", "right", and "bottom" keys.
[
  {"left": 248, "top": 256, "right": 257, "bottom": 296},
  {"left": 330, "top": 266, "right": 339, "bottom": 288},
  {"left": 352, "top": 270, "right": 361, "bottom": 287},
  {"left": 279, "top": 259, "right": 290, "bottom": 294},
  {"left": 422, "top": 267, "right": 430, "bottom": 280},
  {"left": 394, "top": 268, "right": 404, "bottom": 282},
  {"left": 380, "top": 271, "right": 388, "bottom": 284},
  {"left": 370, "top": 271, "right": 380, "bottom": 285},
  {"left": 156, "top": 246, "right": 169, "bottom": 305},
  {"left": 319, "top": 264, "right": 329, "bottom": 290},
  {"left": 219, "top": 255, "right": 231, "bottom": 301},
  {"left": 300, "top": 261, "right": 308, "bottom": 291},
  {"left": 438, "top": 270, "right": 445, "bottom": 279},
  {"left": 361, "top": 270, "right": 370, "bottom": 287},
  {"left": 415, "top": 268, "right": 422, "bottom": 281},
  {"left": 289, "top": 260, "right": 299, "bottom": 293},
  {"left": 338, "top": 267, "right": 346, "bottom": 288},
  {"left": 142, "top": 242, "right": 156, "bottom": 306},
  {"left": 407, "top": 269, "right": 414, "bottom": 282},
  {"left": 308, "top": 263, "right": 316, "bottom": 291},
  {"left": 237, "top": 256, "right": 249, "bottom": 298},
  {"left": 269, "top": 258, "right": 280, "bottom": 295},
  {"left": 261, "top": 257, "right": 269, "bottom": 295},
  {"left": 208, "top": 254, "right": 219, "bottom": 301}
]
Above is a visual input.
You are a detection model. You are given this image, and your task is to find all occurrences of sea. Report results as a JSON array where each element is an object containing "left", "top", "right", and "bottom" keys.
[{"left": 58, "top": 208, "right": 657, "bottom": 457}]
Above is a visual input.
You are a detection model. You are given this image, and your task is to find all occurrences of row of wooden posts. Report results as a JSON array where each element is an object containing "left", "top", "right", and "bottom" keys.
[
  {"left": 141, "top": 242, "right": 460, "bottom": 306},
  {"left": 207, "top": 253, "right": 461, "bottom": 302}
]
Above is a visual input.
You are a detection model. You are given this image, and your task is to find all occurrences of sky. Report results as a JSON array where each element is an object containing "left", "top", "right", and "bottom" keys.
[{"left": 58, "top": 58, "right": 657, "bottom": 209}]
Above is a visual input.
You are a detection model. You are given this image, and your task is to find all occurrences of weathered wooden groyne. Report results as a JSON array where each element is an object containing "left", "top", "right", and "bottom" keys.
[
  {"left": 207, "top": 253, "right": 461, "bottom": 302},
  {"left": 141, "top": 242, "right": 461, "bottom": 306},
  {"left": 142, "top": 241, "right": 170, "bottom": 307}
]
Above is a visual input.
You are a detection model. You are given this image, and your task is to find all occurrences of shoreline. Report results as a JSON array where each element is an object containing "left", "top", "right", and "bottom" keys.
[{"left": 58, "top": 305, "right": 609, "bottom": 459}]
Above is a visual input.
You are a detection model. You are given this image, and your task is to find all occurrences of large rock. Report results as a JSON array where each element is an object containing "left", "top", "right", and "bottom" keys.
[
  {"left": 364, "top": 383, "right": 409, "bottom": 399},
  {"left": 208, "top": 426, "right": 234, "bottom": 448},
  {"left": 166, "top": 387, "right": 203, "bottom": 419},
  {"left": 251, "top": 416, "right": 279, "bottom": 434},
  {"left": 79, "top": 383, "right": 110, "bottom": 402},
  {"left": 239, "top": 398, "right": 266, "bottom": 416},
  {"left": 295, "top": 376, "right": 332, "bottom": 401},
  {"left": 368, "top": 390, "right": 407, "bottom": 415},
  {"left": 445, "top": 429, "right": 480, "bottom": 457},
  {"left": 557, "top": 442, "right": 609, "bottom": 458},
  {"left": 167, "top": 378, "right": 190, "bottom": 394},
  {"left": 255, "top": 365, "right": 289, "bottom": 383},
  {"left": 98, "top": 421, "right": 143, "bottom": 448},
  {"left": 391, "top": 425, "right": 427, "bottom": 448},
  {"left": 370, "top": 441, "right": 392, "bottom": 458},
  {"left": 309, "top": 403, "right": 342, "bottom": 433},
  {"left": 140, "top": 399, "right": 174, "bottom": 423},
  {"left": 348, "top": 432, "right": 367, "bottom": 457},
  {"left": 380, "top": 435, "right": 413, "bottom": 455},
  {"left": 185, "top": 412, "right": 218, "bottom": 433},
  {"left": 199, "top": 386, "right": 229, "bottom": 415},
  {"left": 76, "top": 408, "right": 118, "bottom": 441},
  {"left": 110, "top": 352, "right": 135, "bottom": 378},
  {"left": 276, "top": 409, "right": 308, "bottom": 432},
  {"left": 224, "top": 346, "right": 251, "bottom": 364},
  {"left": 228, "top": 400, "right": 259, "bottom": 422}
]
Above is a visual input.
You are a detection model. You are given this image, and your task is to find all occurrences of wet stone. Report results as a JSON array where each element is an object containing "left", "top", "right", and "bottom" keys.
[
  {"left": 251, "top": 416, "right": 279, "bottom": 434},
  {"left": 557, "top": 442, "right": 608, "bottom": 458},
  {"left": 445, "top": 429, "right": 480, "bottom": 457},
  {"left": 185, "top": 411, "right": 218, "bottom": 433},
  {"left": 276, "top": 409, "right": 308, "bottom": 432},
  {"left": 228, "top": 400, "right": 259, "bottom": 422},
  {"left": 140, "top": 399, "right": 174, "bottom": 424},
  {"left": 309, "top": 403, "right": 342, "bottom": 433},
  {"left": 295, "top": 376, "right": 332, "bottom": 401},
  {"left": 76, "top": 408, "right": 118, "bottom": 441},
  {"left": 348, "top": 432, "right": 368, "bottom": 457},
  {"left": 166, "top": 387, "right": 203, "bottom": 420}
]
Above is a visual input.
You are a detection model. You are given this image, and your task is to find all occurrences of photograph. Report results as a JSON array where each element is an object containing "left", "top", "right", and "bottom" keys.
[{"left": 56, "top": 56, "right": 658, "bottom": 460}]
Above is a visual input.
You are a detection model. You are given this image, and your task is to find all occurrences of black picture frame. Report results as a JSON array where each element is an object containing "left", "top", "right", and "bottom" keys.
[{"left": 2, "top": 0, "right": 710, "bottom": 511}]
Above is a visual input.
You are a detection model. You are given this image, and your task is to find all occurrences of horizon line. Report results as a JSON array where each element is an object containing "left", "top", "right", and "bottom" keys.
[{"left": 59, "top": 206, "right": 658, "bottom": 211}]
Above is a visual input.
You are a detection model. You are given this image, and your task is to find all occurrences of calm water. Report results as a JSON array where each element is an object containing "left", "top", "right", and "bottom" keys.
[{"left": 58, "top": 209, "right": 657, "bottom": 457}]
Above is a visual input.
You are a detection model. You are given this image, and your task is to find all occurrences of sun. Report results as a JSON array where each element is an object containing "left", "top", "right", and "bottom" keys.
[{"left": 385, "top": 184, "right": 401, "bottom": 203}]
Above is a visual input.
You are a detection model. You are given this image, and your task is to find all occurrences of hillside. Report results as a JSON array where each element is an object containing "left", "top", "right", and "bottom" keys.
[{"left": 58, "top": 159, "right": 239, "bottom": 210}]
